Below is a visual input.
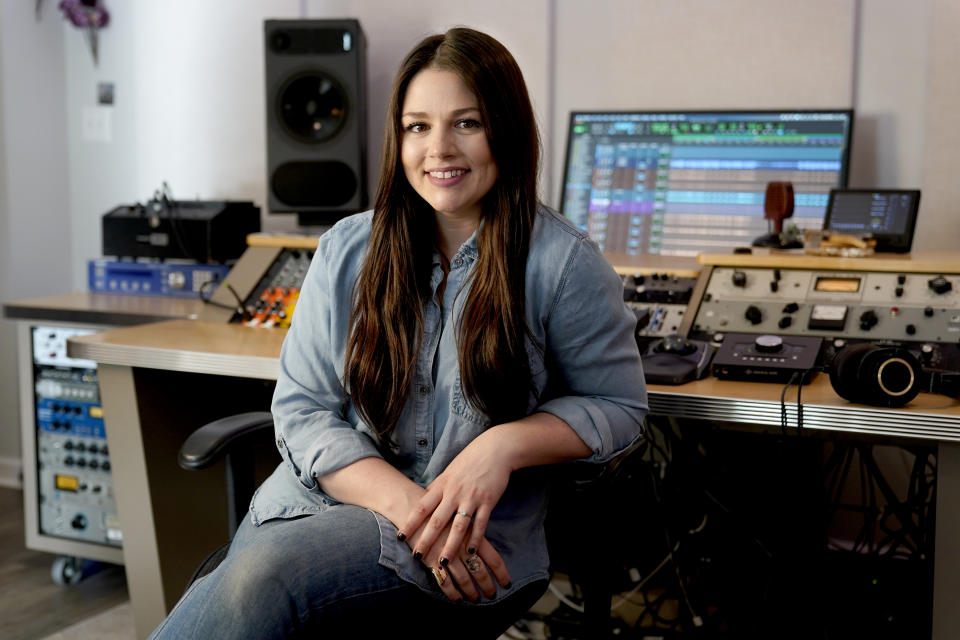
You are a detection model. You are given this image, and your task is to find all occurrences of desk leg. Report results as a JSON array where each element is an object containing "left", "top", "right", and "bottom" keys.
[
  {"left": 99, "top": 365, "right": 276, "bottom": 639},
  {"left": 98, "top": 364, "right": 167, "bottom": 639},
  {"left": 934, "top": 442, "right": 960, "bottom": 639}
]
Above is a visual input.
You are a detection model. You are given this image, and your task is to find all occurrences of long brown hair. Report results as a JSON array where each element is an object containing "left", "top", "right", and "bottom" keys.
[{"left": 344, "top": 27, "right": 541, "bottom": 441}]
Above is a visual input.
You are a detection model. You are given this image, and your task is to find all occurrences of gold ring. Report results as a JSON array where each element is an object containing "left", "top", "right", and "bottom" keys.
[
  {"left": 431, "top": 566, "right": 447, "bottom": 587},
  {"left": 465, "top": 555, "right": 482, "bottom": 574}
]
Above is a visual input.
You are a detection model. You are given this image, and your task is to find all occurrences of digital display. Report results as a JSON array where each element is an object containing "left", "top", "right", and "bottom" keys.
[
  {"left": 560, "top": 110, "right": 854, "bottom": 256},
  {"left": 815, "top": 277, "right": 861, "bottom": 293}
]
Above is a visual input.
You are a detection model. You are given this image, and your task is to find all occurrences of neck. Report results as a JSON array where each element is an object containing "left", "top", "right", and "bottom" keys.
[{"left": 434, "top": 212, "right": 479, "bottom": 262}]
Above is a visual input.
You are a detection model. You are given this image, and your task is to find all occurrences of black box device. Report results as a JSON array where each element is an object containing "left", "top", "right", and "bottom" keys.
[
  {"left": 822, "top": 189, "right": 921, "bottom": 253},
  {"left": 102, "top": 200, "right": 260, "bottom": 262}
]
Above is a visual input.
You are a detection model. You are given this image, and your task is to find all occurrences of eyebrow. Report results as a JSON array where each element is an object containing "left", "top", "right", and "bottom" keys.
[{"left": 401, "top": 107, "right": 481, "bottom": 119}]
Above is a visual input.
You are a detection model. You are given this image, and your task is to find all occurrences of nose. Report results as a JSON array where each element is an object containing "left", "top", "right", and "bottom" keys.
[{"left": 428, "top": 127, "right": 456, "bottom": 158}]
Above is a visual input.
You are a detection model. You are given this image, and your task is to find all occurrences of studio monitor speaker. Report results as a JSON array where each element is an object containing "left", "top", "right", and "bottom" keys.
[{"left": 264, "top": 19, "right": 368, "bottom": 226}]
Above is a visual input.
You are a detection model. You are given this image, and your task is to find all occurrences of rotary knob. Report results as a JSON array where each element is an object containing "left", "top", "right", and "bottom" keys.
[
  {"left": 859, "top": 310, "right": 879, "bottom": 331},
  {"left": 732, "top": 271, "right": 747, "bottom": 287},
  {"left": 744, "top": 305, "right": 763, "bottom": 325},
  {"left": 755, "top": 335, "right": 783, "bottom": 353},
  {"left": 929, "top": 276, "right": 953, "bottom": 295},
  {"left": 167, "top": 271, "right": 187, "bottom": 291}
]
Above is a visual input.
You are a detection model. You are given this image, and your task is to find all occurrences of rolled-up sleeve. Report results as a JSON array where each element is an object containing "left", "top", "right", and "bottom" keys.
[
  {"left": 271, "top": 229, "right": 383, "bottom": 490},
  {"left": 536, "top": 238, "right": 648, "bottom": 463}
]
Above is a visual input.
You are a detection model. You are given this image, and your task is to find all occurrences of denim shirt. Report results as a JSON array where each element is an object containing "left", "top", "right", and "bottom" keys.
[{"left": 250, "top": 205, "right": 648, "bottom": 602}]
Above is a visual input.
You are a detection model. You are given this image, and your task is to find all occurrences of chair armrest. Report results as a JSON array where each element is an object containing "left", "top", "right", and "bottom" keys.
[{"left": 179, "top": 411, "right": 275, "bottom": 471}]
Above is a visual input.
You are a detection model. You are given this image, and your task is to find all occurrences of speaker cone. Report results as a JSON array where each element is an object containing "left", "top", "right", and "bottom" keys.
[{"left": 277, "top": 72, "right": 348, "bottom": 143}]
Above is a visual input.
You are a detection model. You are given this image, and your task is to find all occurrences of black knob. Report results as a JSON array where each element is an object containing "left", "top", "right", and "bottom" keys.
[
  {"left": 102, "top": 461, "right": 111, "bottom": 472},
  {"left": 921, "top": 344, "right": 935, "bottom": 364},
  {"left": 925, "top": 306, "right": 935, "bottom": 317},
  {"left": 732, "top": 271, "right": 747, "bottom": 287},
  {"left": 906, "top": 324, "right": 917, "bottom": 335},
  {"left": 101, "top": 445, "right": 109, "bottom": 456},
  {"left": 745, "top": 305, "right": 763, "bottom": 325},
  {"left": 859, "top": 310, "right": 879, "bottom": 331},
  {"left": 64, "top": 456, "right": 74, "bottom": 467},
  {"left": 773, "top": 269, "right": 782, "bottom": 281},
  {"left": 633, "top": 275, "right": 646, "bottom": 286},
  {"left": 929, "top": 276, "right": 953, "bottom": 294},
  {"left": 778, "top": 316, "right": 793, "bottom": 329},
  {"left": 755, "top": 335, "right": 784, "bottom": 353},
  {"left": 64, "top": 441, "right": 74, "bottom": 450},
  {"left": 898, "top": 274, "right": 906, "bottom": 285},
  {"left": 75, "top": 443, "right": 86, "bottom": 453},
  {"left": 71, "top": 514, "right": 88, "bottom": 530},
  {"left": 770, "top": 281, "right": 779, "bottom": 293},
  {"left": 895, "top": 286, "right": 904, "bottom": 297},
  {"left": 783, "top": 302, "right": 799, "bottom": 314}
]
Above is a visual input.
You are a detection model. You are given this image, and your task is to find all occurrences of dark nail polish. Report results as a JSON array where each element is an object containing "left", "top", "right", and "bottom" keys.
[
  {"left": 413, "top": 550, "right": 422, "bottom": 561},
  {"left": 467, "top": 547, "right": 476, "bottom": 555},
  {"left": 439, "top": 556, "right": 449, "bottom": 567},
  {"left": 396, "top": 531, "right": 406, "bottom": 542},
  {"left": 504, "top": 582, "right": 513, "bottom": 590}
]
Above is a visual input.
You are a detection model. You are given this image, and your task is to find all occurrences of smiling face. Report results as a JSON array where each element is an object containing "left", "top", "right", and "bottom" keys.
[{"left": 400, "top": 67, "right": 498, "bottom": 227}]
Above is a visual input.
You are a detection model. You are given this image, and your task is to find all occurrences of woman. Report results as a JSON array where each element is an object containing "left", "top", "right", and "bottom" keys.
[{"left": 150, "top": 27, "right": 647, "bottom": 639}]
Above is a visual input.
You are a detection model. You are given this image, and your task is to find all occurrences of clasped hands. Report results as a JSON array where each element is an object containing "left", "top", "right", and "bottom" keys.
[{"left": 396, "top": 435, "right": 513, "bottom": 602}]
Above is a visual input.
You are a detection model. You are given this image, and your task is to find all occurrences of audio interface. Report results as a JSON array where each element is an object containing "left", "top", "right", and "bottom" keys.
[
  {"left": 32, "top": 326, "right": 121, "bottom": 547},
  {"left": 88, "top": 259, "right": 231, "bottom": 297},
  {"left": 712, "top": 333, "right": 823, "bottom": 384}
]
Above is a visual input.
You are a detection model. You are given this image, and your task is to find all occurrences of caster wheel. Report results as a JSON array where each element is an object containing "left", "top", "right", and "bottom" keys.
[{"left": 51, "top": 556, "right": 83, "bottom": 585}]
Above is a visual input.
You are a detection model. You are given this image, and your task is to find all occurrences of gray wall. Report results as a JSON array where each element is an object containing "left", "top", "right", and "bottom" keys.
[
  {"left": 0, "top": 2, "right": 72, "bottom": 484},
  {"left": 1, "top": 0, "right": 959, "bottom": 478}
]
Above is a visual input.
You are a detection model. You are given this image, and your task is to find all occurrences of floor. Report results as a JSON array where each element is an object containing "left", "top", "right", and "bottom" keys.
[{"left": 0, "top": 487, "right": 131, "bottom": 640}]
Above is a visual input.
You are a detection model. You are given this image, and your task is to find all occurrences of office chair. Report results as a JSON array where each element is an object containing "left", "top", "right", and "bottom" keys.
[{"left": 178, "top": 412, "right": 648, "bottom": 639}]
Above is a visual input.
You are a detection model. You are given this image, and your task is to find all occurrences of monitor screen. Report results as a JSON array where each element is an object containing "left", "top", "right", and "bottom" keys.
[
  {"left": 559, "top": 110, "right": 854, "bottom": 256},
  {"left": 823, "top": 189, "right": 920, "bottom": 253}
]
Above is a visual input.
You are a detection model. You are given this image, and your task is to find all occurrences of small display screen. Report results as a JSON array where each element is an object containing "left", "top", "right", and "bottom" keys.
[{"left": 815, "top": 277, "right": 861, "bottom": 293}]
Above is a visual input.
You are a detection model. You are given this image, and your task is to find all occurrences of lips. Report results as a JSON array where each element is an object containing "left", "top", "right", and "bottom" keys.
[{"left": 425, "top": 167, "right": 470, "bottom": 187}]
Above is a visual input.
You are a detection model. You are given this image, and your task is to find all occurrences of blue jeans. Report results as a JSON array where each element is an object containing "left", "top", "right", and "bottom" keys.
[{"left": 149, "top": 505, "right": 547, "bottom": 639}]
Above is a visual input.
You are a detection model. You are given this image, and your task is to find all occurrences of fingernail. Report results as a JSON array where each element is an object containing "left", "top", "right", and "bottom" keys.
[
  {"left": 439, "top": 556, "right": 449, "bottom": 567},
  {"left": 504, "top": 582, "right": 513, "bottom": 590},
  {"left": 467, "top": 547, "right": 476, "bottom": 555},
  {"left": 413, "top": 550, "right": 422, "bottom": 561},
  {"left": 396, "top": 531, "right": 406, "bottom": 542}
]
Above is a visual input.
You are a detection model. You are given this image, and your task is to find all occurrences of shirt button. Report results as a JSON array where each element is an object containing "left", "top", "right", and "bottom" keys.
[
  {"left": 276, "top": 439, "right": 284, "bottom": 449},
  {"left": 453, "top": 257, "right": 463, "bottom": 268},
  {"left": 417, "top": 438, "right": 428, "bottom": 447},
  {"left": 419, "top": 385, "right": 429, "bottom": 395}
]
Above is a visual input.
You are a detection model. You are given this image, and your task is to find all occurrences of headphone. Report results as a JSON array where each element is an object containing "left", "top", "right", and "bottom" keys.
[{"left": 829, "top": 343, "right": 960, "bottom": 407}]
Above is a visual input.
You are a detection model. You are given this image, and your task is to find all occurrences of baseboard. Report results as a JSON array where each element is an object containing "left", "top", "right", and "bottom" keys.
[{"left": 0, "top": 455, "right": 22, "bottom": 489}]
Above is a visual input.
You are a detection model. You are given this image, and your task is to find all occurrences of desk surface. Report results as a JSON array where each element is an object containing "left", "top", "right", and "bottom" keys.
[
  {"left": 69, "top": 318, "right": 960, "bottom": 443},
  {"left": 3, "top": 292, "right": 205, "bottom": 325}
]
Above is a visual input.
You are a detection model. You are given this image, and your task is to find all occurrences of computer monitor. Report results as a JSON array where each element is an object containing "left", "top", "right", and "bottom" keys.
[
  {"left": 823, "top": 189, "right": 920, "bottom": 253},
  {"left": 559, "top": 110, "right": 854, "bottom": 256}
]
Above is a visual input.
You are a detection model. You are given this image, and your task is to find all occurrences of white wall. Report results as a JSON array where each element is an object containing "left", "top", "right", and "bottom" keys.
[
  {"left": 552, "top": 0, "right": 856, "bottom": 207},
  {"left": 0, "top": 2, "right": 73, "bottom": 479},
  {"left": 2, "top": 0, "right": 960, "bottom": 467}
]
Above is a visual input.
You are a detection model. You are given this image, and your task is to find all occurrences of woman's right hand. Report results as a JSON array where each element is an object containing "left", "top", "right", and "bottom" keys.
[{"left": 404, "top": 525, "right": 511, "bottom": 602}]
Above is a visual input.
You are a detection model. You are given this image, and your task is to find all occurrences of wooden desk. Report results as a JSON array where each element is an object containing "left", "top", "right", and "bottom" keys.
[{"left": 69, "top": 319, "right": 960, "bottom": 639}]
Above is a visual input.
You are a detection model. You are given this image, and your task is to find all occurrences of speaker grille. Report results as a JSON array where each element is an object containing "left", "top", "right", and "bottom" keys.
[{"left": 271, "top": 161, "right": 358, "bottom": 207}]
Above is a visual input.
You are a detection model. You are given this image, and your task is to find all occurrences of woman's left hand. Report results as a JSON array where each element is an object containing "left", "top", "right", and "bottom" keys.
[{"left": 400, "top": 429, "right": 512, "bottom": 568}]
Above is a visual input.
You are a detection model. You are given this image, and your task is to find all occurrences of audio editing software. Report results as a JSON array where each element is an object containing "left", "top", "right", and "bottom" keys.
[{"left": 560, "top": 111, "right": 853, "bottom": 256}]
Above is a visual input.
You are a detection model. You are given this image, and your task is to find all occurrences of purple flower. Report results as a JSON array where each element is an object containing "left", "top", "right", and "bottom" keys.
[{"left": 58, "top": 0, "right": 109, "bottom": 29}]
